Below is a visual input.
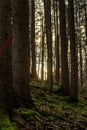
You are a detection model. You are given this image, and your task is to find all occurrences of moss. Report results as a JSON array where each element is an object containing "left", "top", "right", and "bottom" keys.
[
  {"left": 15, "top": 108, "right": 42, "bottom": 121},
  {"left": 35, "top": 90, "right": 45, "bottom": 98},
  {"left": 0, "top": 118, "right": 17, "bottom": 130},
  {"left": 14, "top": 118, "right": 25, "bottom": 128},
  {"left": 46, "top": 125, "right": 54, "bottom": 130},
  {"left": 0, "top": 115, "right": 17, "bottom": 130},
  {"left": 13, "top": 80, "right": 87, "bottom": 129},
  {"left": 30, "top": 79, "right": 48, "bottom": 90},
  {"left": 0, "top": 104, "right": 17, "bottom": 130}
]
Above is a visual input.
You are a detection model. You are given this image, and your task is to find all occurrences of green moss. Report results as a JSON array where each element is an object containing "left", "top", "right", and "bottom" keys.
[
  {"left": 35, "top": 90, "right": 45, "bottom": 98},
  {"left": 0, "top": 116, "right": 17, "bottom": 130},
  {"left": 14, "top": 118, "right": 25, "bottom": 128},
  {"left": 30, "top": 79, "right": 48, "bottom": 90},
  {"left": 46, "top": 125, "right": 54, "bottom": 129},
  {"left": 0, "top": 104, "right": 17, "bottom": 130},
  {"left": 25, "top": 80, "right": 87, "bottom": 129},
  {"left": 15, "top": 108, "right": 42, "bottom": 121},
  {"left": 0, "top": 118, "right": 17, "bottom": 130}
]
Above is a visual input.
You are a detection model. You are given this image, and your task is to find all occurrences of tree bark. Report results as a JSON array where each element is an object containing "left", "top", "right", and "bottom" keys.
[
  {"left": 59, "top": 0, "right": 70, "bottom": 94},
  {"left": 31, "top": 0, "right": 37, "bottom": 78},
  {"left": 11, "top": 0, "right": 33, "bottom": 107},
  {"left": 0, "top": 0, "right": 14, "bottom": 110},
  {"left": 44, "top": 0, "right": 53, "bottom": 93},
  {"left": 41, "top": 18, "right": 45, "bottom": 80},
  {"left": 68, "top": 0, "right": 78, "bottom": 101}
]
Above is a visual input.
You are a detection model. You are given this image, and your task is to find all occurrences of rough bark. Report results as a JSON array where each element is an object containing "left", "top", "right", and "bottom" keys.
[
  {"left": 41, "top": 18, "right": 45, "bottom": 80},
  {"left": 68, "top": 0, "right": 78, "bottom": 101},
  {"left": 55, "top": 0, "right": 60, "bottom": 84},
  {"left": 59, "top": 0, "right": 70, "bottom": 94},
  {"left": 0, "top": 0, "right": 14, "bottom": 110},
  {"left": 31, "top": 0, "right": 37, "bottom": 78},
  {"left": 44, "top": 0, "right": 53, "bottom": 93},
  {"left": 11, "top": 0, "right": 32, "bottom": 106}
]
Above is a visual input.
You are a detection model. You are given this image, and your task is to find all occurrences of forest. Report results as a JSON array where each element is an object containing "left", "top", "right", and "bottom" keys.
[{"left": 0, "top": 0, "right": 87, "bottom": 130}]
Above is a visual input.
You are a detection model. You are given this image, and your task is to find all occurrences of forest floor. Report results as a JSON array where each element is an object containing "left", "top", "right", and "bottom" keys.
[{"left": 0, "top": 80, "right": 87, "bottom": 130}]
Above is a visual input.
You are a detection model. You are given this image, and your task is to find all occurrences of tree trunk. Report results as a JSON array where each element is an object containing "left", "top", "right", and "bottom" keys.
[
  {"left": 53, "top": 0, "right": 60, "bottom": 84},
  {"left": 31, "top": 0, "right": 37, "bottom": 78},
  {"left": 59, "top": 0, "right": 70, "bottom": 94},
  {"left": 41, "top": 18, "right": 45, "bottom": 80},
  {"left": 44, "top": 0, "right": 53, "bottom": 93},
  {"left": 0, "top": 0, "right": 14, "bottom": 110},
  {"left": 11, "top": 0, "right": 33, "bottom": 107},
  {"left": 68, "top": 0, "right": 78, "bottom": 101},
  {"left": 79, "top": 43, "right": 83, "bottom": 87}
]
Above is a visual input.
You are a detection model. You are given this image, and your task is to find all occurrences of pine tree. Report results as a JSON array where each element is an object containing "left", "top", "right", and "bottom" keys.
[
  {"left": 68, "top": 0, "right": 78, "bottom": 101},
  {"left": 11, "top": 0, "right": 33, "bottom": 106},
  {"left": 44, "top": 0, "right": 53, "bottom": 93},
  {"left": 0, "top": 0, "right": 14, "bottom": 111},
  {"left": 59, "top": 0, "right": 70, "bottom": 94}
]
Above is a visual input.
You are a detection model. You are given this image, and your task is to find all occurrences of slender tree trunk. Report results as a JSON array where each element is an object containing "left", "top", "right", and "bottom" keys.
[
  {"left": 0, "top": 0, "right": 14, "bottom": 111},
  {"left": 31, "top": 0, "right": 37, "bottom": 78},
  {"left": 68, "top": 0, "right": 78, "bottom": 101},
  {"left": 11, "top": 0, "right": 33, "bottom": 107},
  {"left": 55, "top": 0, "right": 60, "bottom": 84},
  {"left": 84, "top": 0, "right": 87, "bottom": 85},
  {"left": 41, "top": 18, "right": 45, "bottom": 80},
  {"left": 85, "top": 0, "right": 87, "bottom": 44},
  {"left": 38, "top": 50, "right": 41, "bottom": 78},
  {"left": 44, "top": 0, "right": 53, "bottom": 93},
  {"left": 59, "top": 0, "right": 70, "bottom": 94},
  {"left": 79, "top": 43, "right": 83, "bottom": 87},
  {"left": 85, "top": 50, "right": 87, "bottom": 85},
  {"left": 79, "top": 9, "right": 83, "bottom": 87}
]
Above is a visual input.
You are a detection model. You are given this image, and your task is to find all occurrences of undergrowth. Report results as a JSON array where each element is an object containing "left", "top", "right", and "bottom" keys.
[
  {"left": 0, "top": 80, "right": 87, "bottom": 129},
  {"left": 0, "top": 105, "right": 17, "bottom": 130}
]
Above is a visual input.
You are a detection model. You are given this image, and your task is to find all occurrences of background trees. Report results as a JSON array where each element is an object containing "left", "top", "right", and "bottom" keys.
[
  {"left": 0, "top": 0, "right": 87, "bottom": 110},
  {"left": 0, "top": 1, "right": 87, "bottom": 130},
  {"left": 33, "top": 0, "right": 87, "bottom": 101}
]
